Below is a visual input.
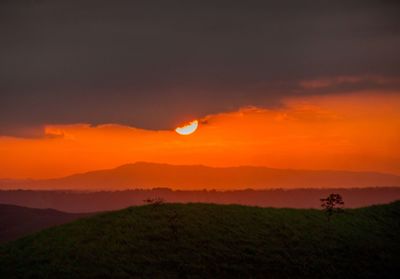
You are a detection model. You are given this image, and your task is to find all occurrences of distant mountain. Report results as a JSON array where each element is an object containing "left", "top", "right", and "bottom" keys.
[
  {"left": 0, "top": 204, "right": 91, "bottom": 243},
  {"left": 1, "top": 162, "right": 399, "bottom": 190}
]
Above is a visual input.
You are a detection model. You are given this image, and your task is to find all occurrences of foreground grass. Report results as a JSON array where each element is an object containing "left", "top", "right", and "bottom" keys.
[{"left": 1, "top": 202, "right": 400, "bottom": 278}]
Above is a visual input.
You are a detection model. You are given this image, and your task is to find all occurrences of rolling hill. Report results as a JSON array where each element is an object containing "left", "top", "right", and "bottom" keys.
[
  {"left": 1, "top": 162, "right": 400, "bottom": 190},
  {"left": 0, "top": 204, "right": 90, "bottom": 243},
  {"left": 1, "top": 202, "right": 399, "bottom": 278}
]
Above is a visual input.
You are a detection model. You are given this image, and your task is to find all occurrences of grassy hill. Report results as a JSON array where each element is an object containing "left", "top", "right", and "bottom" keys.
[{"left": 1, "top": 202, "right": 399, "bottom": 278}]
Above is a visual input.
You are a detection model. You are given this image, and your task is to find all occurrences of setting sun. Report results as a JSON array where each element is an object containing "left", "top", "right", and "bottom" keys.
[{"left": 175, "top": 120, "right": 199, "bottom": 135}]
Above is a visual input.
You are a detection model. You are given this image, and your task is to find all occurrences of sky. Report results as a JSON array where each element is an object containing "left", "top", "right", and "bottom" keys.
[
  {"left": 1, "top": 1, "right": 400, "bottom": 178},
  {"left": 1, "top": 92, "right": 399, "bottom": 179}
]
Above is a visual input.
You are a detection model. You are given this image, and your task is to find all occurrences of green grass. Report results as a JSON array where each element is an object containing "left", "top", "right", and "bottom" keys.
[{"left": 1, "top": 202, "right": 400, "bottom": 278}]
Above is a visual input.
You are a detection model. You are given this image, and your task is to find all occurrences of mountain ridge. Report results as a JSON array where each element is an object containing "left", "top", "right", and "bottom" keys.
[{"left": 1, "top": 162, "right": 400, "bottom": 190}]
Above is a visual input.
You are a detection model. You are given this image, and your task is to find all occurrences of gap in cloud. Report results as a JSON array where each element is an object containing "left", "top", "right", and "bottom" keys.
[{"left": 0, "top": 91, "right": 399, "bottom": 179}]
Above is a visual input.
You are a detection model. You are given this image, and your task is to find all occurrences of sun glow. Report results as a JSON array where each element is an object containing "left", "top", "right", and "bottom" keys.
[
  {"left": 175, "top": 120, "right": 199, "bottom": 135},
  {"left": 1, "top": 93, "right": 400, "bottom": 179}
]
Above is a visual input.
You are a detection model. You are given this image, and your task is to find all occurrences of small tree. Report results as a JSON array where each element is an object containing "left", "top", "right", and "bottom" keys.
[
  {"left": 320, "top": 193, "right": 344, "bottom": 220},
  {"left": 143, "top": 197, "right": 165, "bottom": 207}
]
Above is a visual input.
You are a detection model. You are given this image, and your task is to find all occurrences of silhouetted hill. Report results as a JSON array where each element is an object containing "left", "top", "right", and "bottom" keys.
[
  {"left": 1, "top": 202, "right": 399, "bottom": 278},
  {"left": 1, "top": 162, "right": 400, "bottom": 190},
  {"left": 1, "top": 187, "right": 400, "bottom": 213},
  {"left": 0, "top": 204, "right": 90, "bottom": 243}
]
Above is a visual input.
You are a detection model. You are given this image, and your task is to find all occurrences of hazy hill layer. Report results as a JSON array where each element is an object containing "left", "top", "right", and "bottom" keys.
[
  {"left": 0, "top": 204, "right": 90, "bottom": 243},
  {"left": 1, "top": 187, "right": 400, "bottom": 213},
  {"left": 1, "top": 202, "right": 399, "bottom": 278},
  {"left": 1, "top": 162, "right": 400, "bottom": 190}
]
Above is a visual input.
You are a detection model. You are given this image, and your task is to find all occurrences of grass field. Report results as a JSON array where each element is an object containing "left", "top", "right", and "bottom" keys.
[{"left": 1, "top": 202, "right": 399, "bottom": 278}]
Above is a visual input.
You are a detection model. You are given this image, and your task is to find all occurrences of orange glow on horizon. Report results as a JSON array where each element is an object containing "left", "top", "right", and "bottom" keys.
[{"left": 0, "top": 92, "right": 399, "bottom": 180}]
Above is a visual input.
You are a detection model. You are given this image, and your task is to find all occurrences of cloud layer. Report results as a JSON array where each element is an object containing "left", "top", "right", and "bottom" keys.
[{"left": 1, "top": 1, "right": 400, "bottom": 136}]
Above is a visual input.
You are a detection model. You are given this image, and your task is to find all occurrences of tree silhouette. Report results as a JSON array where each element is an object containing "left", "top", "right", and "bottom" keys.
[
  {"left": 320, "top": 193, "right": 344, "bottom": 220},
  {"left": 143, "top": 197, "right": 165, "bottom": 207}
]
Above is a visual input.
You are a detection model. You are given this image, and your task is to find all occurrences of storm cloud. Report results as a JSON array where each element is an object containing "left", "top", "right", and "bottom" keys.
[{"left": 1, "top": 0, "right": 400, "bottom": 136}]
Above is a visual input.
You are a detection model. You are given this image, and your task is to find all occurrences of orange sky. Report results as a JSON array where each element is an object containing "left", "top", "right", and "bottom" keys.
[{"left": 1, "top": 92, "right": 399, "bottom": 179}]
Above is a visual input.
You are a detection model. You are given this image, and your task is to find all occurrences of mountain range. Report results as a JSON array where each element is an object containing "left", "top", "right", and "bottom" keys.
[{"left": 1, "top": 162, "right": 399, "bottom": 190}]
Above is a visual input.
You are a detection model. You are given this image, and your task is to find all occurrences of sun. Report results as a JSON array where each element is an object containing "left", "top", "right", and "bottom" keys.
[{"left": 175, "top": 120, "right": 199, "bottom": 135}]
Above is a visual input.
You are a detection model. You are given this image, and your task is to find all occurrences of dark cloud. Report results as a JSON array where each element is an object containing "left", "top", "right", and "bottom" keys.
[{"left": 1, "top": 0, "right": 400, "bottom": 136}]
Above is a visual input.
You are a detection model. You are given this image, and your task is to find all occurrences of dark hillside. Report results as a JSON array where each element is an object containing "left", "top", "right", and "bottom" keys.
[
  {"left": 0, "top": 204, "right": 90, "bottom": 243},
  {"left": 1, "top": 202, "right": 399, "bottom": 278}
]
